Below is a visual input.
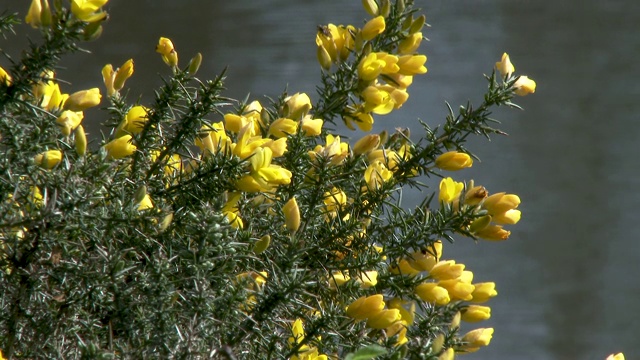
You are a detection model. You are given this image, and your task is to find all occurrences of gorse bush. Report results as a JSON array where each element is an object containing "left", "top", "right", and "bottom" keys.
[{"left": 0, "top": 0, "right": 549, "bottom": 358}]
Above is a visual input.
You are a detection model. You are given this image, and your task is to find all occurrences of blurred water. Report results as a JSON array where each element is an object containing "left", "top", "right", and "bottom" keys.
[{"left": 3, "top": 1, "right": 639, "bottom": 359}]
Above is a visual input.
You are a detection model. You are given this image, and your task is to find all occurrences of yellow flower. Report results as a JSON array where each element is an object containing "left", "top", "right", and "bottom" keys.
[
  {"left": 364, "top": 160, "right": 393, "bottom": 190},
  {"left": 343, "top": 111, "right": 374, "bottom": 132},
  {"left": 71, "top": 0, "right": 109, "bottom": 22},
  {"left": 55, "top": 110, "right": 84, "bottom": 136},
  {"left": 361, "top": 16, "right": 385, "bottom": 41},
  {"left": 482, "top": 192, "right": 520, "bottom": 215},
  {"left": 471, "top": 282, "right": 497, "bottom": 303},
  {"left": 415, "top": 283, "right": 450, "bottom": 305},
  {"left": 300, "top": 115, "right": 323, "bottom": 136},
  {"left": 366, "top": 308, "right": 401, "bottom": 329},
  {"left": 269, "top": 118, "right": 298, "bottom": 138},
  {"left": 122, "top": 106, "right": 150, "bottom": 135},
  {"left": 355, "top": 270, "right": 378, "bottom": 289},
  {"left": 438, "top": 279, "right": 475, "bottom": 301},
  {"left": 223, "top": 192, "right": 244, "bottom": 229},
  {"left": 357, "top": 52, "right": 399, "bottom": 81},
  {"left": 34, "top": 149, "right": 62, "bottom": 169},
  {"left": 464, "top": 185, "right": 488, "bottom": 206},
  {"left": 136, "top": 194, "right": 153, "bottom": 211},
  {"left": 283, "top": 197, "right": 301, "bottom": 233},
  {"left": 438, "top": 348, "right": 455, "bottom": 360},
  {"left": 397, "top": 54, "right": 427, "bottom": 76},
  {"left": 323, "top": 187, "right": 347, "bottom": 219},
  {"left": 104, "top": 135, "right": 137, "bottom": 159},
  {"left": 496, "top": 52, "right": 515, "bottom": 77},
  {"left": 474, "top": 224, "right": 510, "bottom": 241},
  {"left": 113, "top": 59, "right": 134, "bottom": 91},
  {"left": 64, "top": 88, "right": 101, "bottom": 111},
  {"left": 0, "top": 66, "right": 11, "bottom": 86},
  {"left": 492, "top": 209, "right": 521, "bottom": 224},
  {"left": 461, "top": 328, "right": 494, "bottom": 352},
  {"left": 429, "top": 260, "right": 465, "bottom": 281},
  {"left": 435, "top": 151, "right": 473, "bottom": 171},
  {"left": 283, "top": 92, "right": 312, "bottom": 120},
  {"left": 156, "top": 37, "right": 178, "bottom": 67},
  {"left": 352, "top": 134, "right": 380, "bottom": 156},
  {"left": 75, "top": 125, "right": 87, "bottom": 156},
  {"left": 406, "top": 243, "right": 442, "bottom": 272},
  {"left": 346, "top": 294, "right": 385, "bottom": 320},
  {"left": 238, "top": 147, "right": 292, "bottom": 192},
  {"left": 25, "top": 0, "right": 43, "bottom": 28},
  {"left": 398, "top": 32, "right": 423, "bottom": 54},
  {"left": 461, "top": 305, "right": 491, "bottom": 322},
  {"left": 309, "top": 134, "right": 349, "bottom": 165},
  {"left": 438, "top": 177, "right": 464, "bottom": 203},
  {"left": 513, "top": 75, "right": 536, "bottom": 96}
]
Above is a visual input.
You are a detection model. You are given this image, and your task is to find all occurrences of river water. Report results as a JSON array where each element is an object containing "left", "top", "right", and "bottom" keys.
[{"left": 3, "top": 1, "right": 639, "bottom": 359}]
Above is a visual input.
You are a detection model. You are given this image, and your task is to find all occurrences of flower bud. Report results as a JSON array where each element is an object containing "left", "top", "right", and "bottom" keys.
[
  {"left": 102, "top": 64, "right": 115, "bottom": 96},
  {"left": 269, "top": 118, "right": 298, "bottom": 138},
  {"left": 409, "top": 15, "right": 426, "bottom": 34},
  {"left": 513, "top": 75, "right": 536, "bottom": 96},
  {"left": 253, "top": 235, "right": 271, "bottom": 254},
  {"left": 361, "top": 0, "right": 379, "bottom": 16},
  {"left": 64, "top": 88, "right": 101, "bottom": 111},
  {"left": 397, "top": 54, "right": 427, "bottom": 76},
  {"left": 482, "top": 192, "right": 520, "bottom": 214},
  {"left": 300, "top": 115, "right": 323, "bottom": 136},
  {"left": 346, "top": 294, "right": 385, "bottom": 320},
  {"left": 429, "top": 260, "right": 465, "bottom": 280},
  {"left": 435, "top": 151, "right": 473, "bottom": 171},
  {"left": 40, "top": 0, "right": 52, "bottom": 27},
  {"left": 34, "top": 149, "right": 62, "bottom": 169},
  {"left": 492, "top": 209, "right": 521, "bottom": 224},
  {"left": 439, "top": 177, "right": 464, "bottom": 203},
  {"left": 475, "top": 224, "right": 510, "bottom": 241},
  {"left": 283, "top": 197, "right": 300, "bottom": 233},
  {"left": 353, "top": 134, "right": 380, "bottom": 156},
  {"left": 431, "top": 333, "right": 445, "bottom": 354},
  {"left": 438, "top": 279, "right": 475, "bottom": 301},
  {"left": 415, "top": 283, "right": 450, "bottom": 305},
  {"left": 379, "top": 0, "right": 391, "bottom": 17},
  {"left": 316, "top": 44, "right": 333, "bottom": 70},
  {"left": 134, "top": 185, "right": 147, "bottom": 204},
  {"left": 82, "top": 21, "right": 103, "bottom": 41},
  {"left": 464, "top": 185, "right": 488, "bottom": 206},
  {"left": 25, "top": 0, "right": 42, "bottom": 28},
  {"left": 461, "top": 328, "right": 494, "bottom": 350},
  {"left": 156, "top": 37, "right": 178, "bottom": 67},
  {"left": 438, "top": 348, "right": 454, "bottom": 360},
  {"left": 75, "top": 125, "right": 87, "bottom": 156},
  {"left": 496, "top": 52, "right": 515, "bottom": 77},
  {"left": 113, "top": 59, "right": 134, "bottom": 92},
  {"left": 56, "top": 110, "right": 84, "bottom": 136},
  {"left": 469, "top": 215, "right": 492, "bottom": 233},
  {"left": 461, "top": 305, "right": 491, "bottom": 322},
  {"left": 283, "top": 92, "right": 312, "bottom": 120},
  {"left": 188, "top": 53, "right": 203, "bottom": 75},
  {"left": 105, "top": 135, "right": 137, "bottom": 159},
  {"left": 361, "top": 16, "right": 385, "bottom": 41},
  {"left": 398, "top": 32, "right": 423, "bottom": 54},
  {"left": 159, "top": 212, "right": 173, "bottom": 232},
  {"left": 471, "top": 282, "right": 497, "bottom": 303}
]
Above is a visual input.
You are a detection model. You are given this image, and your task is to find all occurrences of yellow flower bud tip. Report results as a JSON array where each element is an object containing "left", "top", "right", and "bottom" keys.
[
  {"left": 435, "top": 151, "right": 473, "bottom": 171},
  {"left": 34, "top": 149, "right": 63, "bottom": 169},
  {"left": 437, "top": 348, "right": 454, "bottom": 360},
  {"left": 361, "top": 16, "right": 386, "bottom": 41},
  {"left": 414, "top": 283, "right": 450, "bottom": 306},
  {"left": 64, "top": 88, "right": 102, "bottom": 111},
  {"left": 362, "top": 0, "right": 379, "bottom": 16},
  {"left": 159, "top": 212, "right": 173, "bottom": 232},
  {"left": 496, "top": 52, "right": 515, "bottom": 77},
  {"left": 482, "top": 192, "right": 521, "bottom": 214},
  {"left": 283, "top": 197, "right": 301, "bottom": 233},
  {"left": 136, "top": 194, "right": 153, "bottom": 211},
  {"left": 71, "top": 0, "right": 109, "bottom": 22},
  {"left": 513, "top": 75, "right": 536, "bottom": 96}
]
